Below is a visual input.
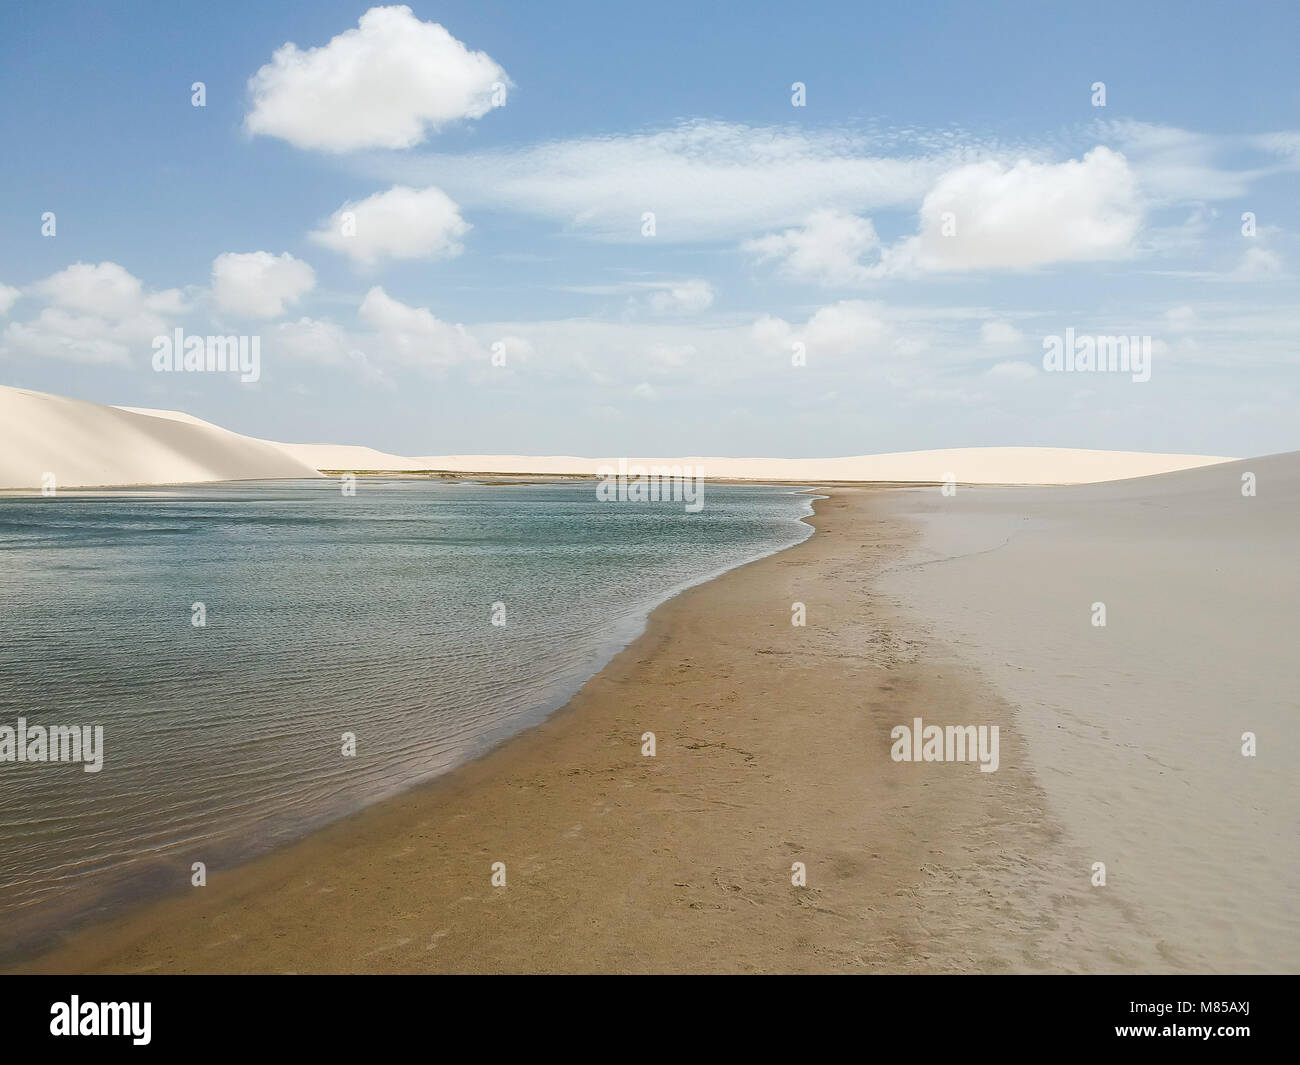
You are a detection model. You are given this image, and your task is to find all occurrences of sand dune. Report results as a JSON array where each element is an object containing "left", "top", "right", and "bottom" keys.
[
  {"left": 265, "top": 441, "right": 1234, "bottom": 486},
  {"left": 0, "top": 386, "right": 322, "bottom": 490},
  {"left": 3, "top": 387, "right": 1235, "bottom": 489},
  {"left": 877, "top": 451, "right": 1300, "bottom": 971}
]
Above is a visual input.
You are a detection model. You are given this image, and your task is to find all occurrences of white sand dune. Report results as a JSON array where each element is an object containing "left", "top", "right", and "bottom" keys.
[
  {"left": 877, "top": 452, "right": 1300, "bottom": 971},
  {"left": 3, "top": 386, "right": 1235, "bottom": 488},
  {"left": 263, "top": 441, "right": 1235, "bottom": 486},
  {"left": 0, "top": 385, "right": 322, "bottom": 490}
]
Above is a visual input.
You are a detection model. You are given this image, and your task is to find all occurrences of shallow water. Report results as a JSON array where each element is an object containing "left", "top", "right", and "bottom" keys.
[{"left": 0, "top": 478, "right": 812, "bottom": 958}]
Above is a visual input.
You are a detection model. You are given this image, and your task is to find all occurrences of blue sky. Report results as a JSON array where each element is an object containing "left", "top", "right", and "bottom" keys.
[{"left": 1, "top": 0, "right": 1297, "bottom": 457}]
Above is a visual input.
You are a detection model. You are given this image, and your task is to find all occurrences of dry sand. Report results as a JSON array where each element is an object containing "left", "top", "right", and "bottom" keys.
[
  {"left": 265, "top": 440, "right": 1234, "bottom": 486},
  {"left": 0, "top": 386, "right": 321, "bottom": 490},
  {"left": 1, "top": 384, "right": 1231, "bottom": 490},
  {"left": 17, "top": 489, "right": 1164, "bottom": 974},
  {"left": 875, "top": 453, "right": 1300, "bottom": 972}
]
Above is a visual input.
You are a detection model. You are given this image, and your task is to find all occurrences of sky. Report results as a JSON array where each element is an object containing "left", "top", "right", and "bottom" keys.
[{"left": 1, "top": 0, "right": 1297, "bottom": 458}]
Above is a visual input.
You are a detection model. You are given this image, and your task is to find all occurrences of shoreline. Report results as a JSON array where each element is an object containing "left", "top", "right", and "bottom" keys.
[
  {"left": 15, "top": 488, "right": 1159, "bottom": 974},
  {"left": 0, "top": 483, "right": 817, "bottom": 965}
]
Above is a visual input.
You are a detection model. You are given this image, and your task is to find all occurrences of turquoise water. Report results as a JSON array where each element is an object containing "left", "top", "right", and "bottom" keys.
[{"left": 0, "top": 479, "right": 812, "bottom": 958}]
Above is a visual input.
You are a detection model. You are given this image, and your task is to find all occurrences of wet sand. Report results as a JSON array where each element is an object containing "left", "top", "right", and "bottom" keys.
[{"left": 16, "top": 489, "right": 1160, "bottom": 974}]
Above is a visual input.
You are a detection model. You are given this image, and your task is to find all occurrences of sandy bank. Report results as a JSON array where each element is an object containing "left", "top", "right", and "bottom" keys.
[{"left": 18, "top": 490, "right": 1158, "bottom": 974}]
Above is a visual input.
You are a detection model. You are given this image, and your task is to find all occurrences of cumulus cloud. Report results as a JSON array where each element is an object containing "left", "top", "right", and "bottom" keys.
[
  {"left": 211, "top": 251, "right": 316, "bottom": 318},
  {"left": 245, "top": 6, "right": 508, "bottom": 152},
  {"left": 358, "top": 286, "right": 485, "bottom": 367},
  {"left": 0, "top": 283, "right": 19, "bottom": 316},
  {"left": 265, "top": 295, "right": 529, "bottom": 381},
  {"left": 311, "top": 186, "right": 470, "bottom": 266},
  {"left": 886, "top": 147, "right": 1142, "bottom": 273},
  {"left": 752, "top": 300, "right": 889, "bottom": 358},
  {"left": 35, "top": 261, "right": 177, "bottom": 317},
  {"left": 271, "top": 317, "right": 361, "bottom": 365},
  {"left": 742, "top": 149, "right": 1141, "bottom": 282},
  {"left": 2, "top": 262, "right": 184, "bottom": 365},
  {"left": 270, "top": 317, "right": 391, "bottom": 386},
  {"left": 4, "top": 309, "right": 136, "bottom": 366},
  {"left": 743, "top": 209, "right": 880, "bottom": 286}
]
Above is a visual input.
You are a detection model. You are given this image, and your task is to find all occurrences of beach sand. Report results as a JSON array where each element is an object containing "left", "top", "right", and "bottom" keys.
[
  {"left": 875, "top": 454, "right": 1300, "bottom": 972},
  {"left": 17, "top": 488, "right": 1163, "bottom": 974}
]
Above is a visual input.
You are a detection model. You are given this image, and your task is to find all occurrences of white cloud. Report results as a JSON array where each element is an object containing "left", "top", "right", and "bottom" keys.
[
  {"left": 743, "top": 209, "right": 880, "bottom": 286},
  {"left": 4, "top": 308, "right": 135, "bottom": 366},
  {"left": 211, "top": 251, "right": 316, "bottom": 318},
  {"left": 0, "top": 283, "right": 19, "bottom": 316},
  {"left": 1235, "top": 246, "right": 1283, "bottom": 278},
  {"left": 358, "top": 286, "right": 485, "bottom": 367},
  {"left": 752, "top": 300, "right": 889, "bottom": 358},
  {"left": 741, "top": 149, "right": 1142, "bottom": 281},
  {"left": 372, "top": 120, "right": 982, "bottom": 242},
  {"left": 37, "top": 261, "right": 148, "bottom": 317},
  {"left": 492, "top": 335, "right": 535, "bottom": 364},
  {"left": 271, "top": 317, "right": 391, "bottom": 386},
  {"left": 364, "top": 118, "right": 1300, "bottom": 256},
  {"left": 458, "top": 299, "right": 1300, "bottom": 401},
  {"left": 986, "top": 360, "right": 1038, "bottom": 381},
  {"left": 369, "top": 119, "right": 1300, "bottom": 252},
  {"left": 979, "top": 321, "right": 1024, "bottom": 349},
  {"left": 799, "top": 301, "right": 890, "bottom": 355},
  {"left": 645, "top": 342, "right": 697, "bottom": 370},
  {"left": 271, "top": 317, "right": 360, "bottom": 365},
  {"left": 1100, "top": 121, "right": 1300, "bottom": 204},
  {"left": 647, "top": 280, "right": 714, "bottom": 314},
  {"left": 884, "top": 147, "right": 1142, "bottom": 274},
  {"left": 566, "top": 279, "right": 716, "bottom": 315},
  {"left": 267, "top": 296, "right": 528, "bottom": 381},
  {"left": 245, "top": 5, "right": 508, "bottom": 152},
  {"left": 311, "top": 186, "right": 470, "bottom": 266},
  {"left": 3, "top": 262, "right": 184, "bottom": 365}
]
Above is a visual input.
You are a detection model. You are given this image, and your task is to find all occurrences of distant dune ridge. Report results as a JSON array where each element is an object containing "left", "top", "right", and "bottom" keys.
[
  {"left": 263, "top": 441, "right": 1237, "bottom": 485},
  {"left": 0, "top": 384, "right": 1236, "bottom": 489}
]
